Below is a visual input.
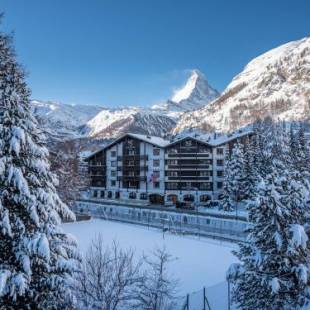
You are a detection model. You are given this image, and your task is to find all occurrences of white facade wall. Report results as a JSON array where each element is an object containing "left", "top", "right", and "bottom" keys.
[
  {"left": 139, "top": 142, "right": 165, "bottom": 193},
  {"left": 106, "top": 144, "right": 119, "bottom": 191},
  {"left": 212, "top": 145, "right": 227, "bottom": 197}
]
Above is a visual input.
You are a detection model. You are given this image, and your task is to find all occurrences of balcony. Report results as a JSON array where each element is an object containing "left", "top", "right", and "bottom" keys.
[
  {"left": 165, "top": 165, "right": 212, "bottom": 170},
  {"left": 117, "top": 155, "right": 148, "bottom": 161},
  {"left": 90, "top": 174, "right": 106, "bottom": 178},
  {"left": 117, "top": 176, "right": 147, "bottom": 182},
  {"left": 118, "top": 165, "right": 148, "bottom": 171},
  {"left": 165, "top": 176, "right": 211, "bottom": 181},
  {"left": 165, "top": 153, "right": 211, "bottom": 158},
  {"left": 89, "top": 163, "right": 106, "bottom": 168}
]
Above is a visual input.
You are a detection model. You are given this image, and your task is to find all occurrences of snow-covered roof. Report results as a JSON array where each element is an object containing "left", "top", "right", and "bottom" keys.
[
  {"left": 85, "top": 129, "right": 252, "bottom": 160},
  {"left": 207, "top": 128, "right": 253, "bottom": 146},
  {"left": 85, "top": 133, "right": 170, "bottom": 160},
  {"left": 168, "top": 128, "right": 253, "bottom": 148},
  {"left": 127, "top": 133, "right": 170, "bottom": 147}
]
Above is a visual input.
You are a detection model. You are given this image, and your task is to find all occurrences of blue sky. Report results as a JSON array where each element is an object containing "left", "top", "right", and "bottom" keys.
[{"left": 1, "top": 0, "right": 309, "bottom": 107}]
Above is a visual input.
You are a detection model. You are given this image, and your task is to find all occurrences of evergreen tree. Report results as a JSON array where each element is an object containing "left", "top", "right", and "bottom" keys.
[
  {"left": 243, "top": 135, "right": 258, "bottom": 201},
  {"left": 228, "top": 164, "right": 310, "bottom": 309},
  {"left": 221, "top": 185, "right": 235, "bottom": 212},
  {"left": 296, "top": 125, "right": 310, "bottom": 181},
  {"left": 221, "top": 141, "right": 247, "bottom": 212},
  {"left": 289, "top": 124, "right": 299, "bottom": 166},
  {"left": 255, "top": 118, "right": 278, "bottom": 178},
  {"left": 0, "top": 24, "right": 79, "bottom": 309}
]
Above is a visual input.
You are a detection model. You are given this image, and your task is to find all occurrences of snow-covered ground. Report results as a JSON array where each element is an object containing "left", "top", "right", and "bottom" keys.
[{"left": 63, "top": 218, "right": 237, "bottom": 307}]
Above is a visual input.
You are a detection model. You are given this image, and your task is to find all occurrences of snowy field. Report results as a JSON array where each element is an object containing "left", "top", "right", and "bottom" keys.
[{"left": 63, "top": 219, "right": 237, "bottom": 298}]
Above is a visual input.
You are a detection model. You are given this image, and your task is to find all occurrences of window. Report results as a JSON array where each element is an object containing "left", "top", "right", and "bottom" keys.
[
  {"left": 216, "top": 148, "right": 224, "bottom": 155},
  {"left": 128, "top": 170, "right": 135, "bottom": 176},
  {"left": 168, "top": 148, "right": 178, "bottom": 154},
  {"left": 166, "top": 182, "right": 178, "bottom": 190},
  {"left": 140, "top": 193, "right": 147, "bottom": 200},
  {"left": 185, "top": 182, "right": 191, "bottom": 190},
  {"left": 111, "top": 161, "right": 116, "bottom": 167},
  {"left": 200, "top": 195, "right": 211, "bottom": 202},
  {"left": 108, "top": 191, "right": 112, "bottom": 198},
  {"left": 111, "top": 171, "right": 116, "bottom": 177},
  {"left": 168, "top": 159, "right": 178, "bottom": 165},
  {"left": 111, "top": 180, "right": 116, "bottom": 186},
  {"left": 111, "top": 151, "right": 116, "bottom": 157},
  {"left": 200, "top": 171, "right": 211, "bottom": 176},
  {"left": 128, "top": 181, "right": 137, "bottom": 188},
  {"left": 129, "top": 192, "right": 137, "bottom": 199},
  {"left": 93, "top": 190, "right": 98, "bottom": 198},
  {"left": 199, "top": 146, "right": 210, "bottom": 153},
  {"left": 184, "top": 140, "right": 192, "bottom": 146},
  {"left": 167, "top": 171, "right": 178, "bottom": 177},
  {"left": 183, "top": 194, "right": 194, "bottom": 202},
  {"left": 100, "top": 191, "right": 105, "bottom": 198},
  {"left": 128, "top": 160, "right": 135, "bottom": 166},
  {"left": 200, "top": 182, "right": 212, "bottom": 190},
  {"left": 115, "top": 192, "right": 120, "bottom": 199},
  {"left": 153, "top": 171, "right": 160, "bottom": 178},
  {"left": 128, "top": 150, "right": 136, "bottom": 155},
  {"left": 216, "top": 159, "right": 224, "bottom": 166},
  {"left": 217, "top": 170, "right": 224, "bottom": 177},
  {"left": 217, "top": 182, "right": 223, "bottom": 189},
  {"left": 153, "top": 182, "right": 160, "bottom": 188},
  {"left": 91, "top": 160, "right": 102, "bottom": 166},
  {"left": 167, "top": 194, "right": 178, "bottom": 202},
  {"left": 153, "top": 160, "right": 160, "bottom": 167},
  {"left": 200, "top": 159, "right": 212, "bottom": 165},
  {"left": 153, "top": 148, "right": 160, "bottom": 156}
]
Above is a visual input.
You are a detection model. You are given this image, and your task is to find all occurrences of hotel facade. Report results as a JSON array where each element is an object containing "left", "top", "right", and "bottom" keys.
[{"left": 86, "top": 131, "right": 250, "bottom": 206}]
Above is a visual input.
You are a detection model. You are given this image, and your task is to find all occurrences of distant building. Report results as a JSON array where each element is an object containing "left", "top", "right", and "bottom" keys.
[{"left": 85, "top": 130, "right": 251, "bottom": 206}]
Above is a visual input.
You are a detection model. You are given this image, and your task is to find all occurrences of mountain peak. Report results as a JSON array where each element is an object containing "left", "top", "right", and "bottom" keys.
[
  {"left": 171, "top": 69, "right": 208, "bottom": 103},
  {"left": 152, "top": 69, "right": 219, "bottom": 116}
]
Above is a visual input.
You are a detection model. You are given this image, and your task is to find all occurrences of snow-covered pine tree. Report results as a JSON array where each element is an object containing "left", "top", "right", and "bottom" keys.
[
  {"left": 296, "top": 125, "right": 310, "bottom": 181},
  {"left": 0, "top": 24, "right": 79, "bottom": 309},
  {"left": 221, "top": 140, "right": 247, "bottom": 212},
  {"left": 228, "top": 159, "right": 310, "bottom": 309},
  {"left": 254, "top": 118, "right": 277, "bottom": 178},
  {"left": 243, "top": 135, "right": 258, "bottom": 201},
  {"left": 289, "top": 124, "right": 299, "bottom": 166}
]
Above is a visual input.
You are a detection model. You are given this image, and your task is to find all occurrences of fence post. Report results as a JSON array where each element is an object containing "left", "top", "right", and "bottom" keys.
[
  {"left": 203, "top": 287, "right": 206, "bottom": 310},
  {"left": 228, "top": 280, "right": 230, "bottom": 310}
]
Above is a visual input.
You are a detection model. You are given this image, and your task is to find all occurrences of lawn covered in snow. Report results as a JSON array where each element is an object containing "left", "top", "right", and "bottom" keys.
[{"left": 63, "top": 219, "right": 237, "bottom": 296}]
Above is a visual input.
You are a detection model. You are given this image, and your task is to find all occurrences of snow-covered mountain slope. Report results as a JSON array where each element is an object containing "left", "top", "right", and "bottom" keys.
[
  {"left": 32, "top": 100, "right": 104, "bottom": 139},
  {"left": 174, "top": 37, "right": 310, "bottom": 133},
  {"left": 81, "top": 107, "right": 176, "bottom": 139},
  {"left": 32, "top": 100, "right": 175, "bottom": 141},
  {"left": 152, "top": 69, "right": 219, "bottom": 117},
  {"left": 33, "top": 69, "right": 216, "bottom": 141}
]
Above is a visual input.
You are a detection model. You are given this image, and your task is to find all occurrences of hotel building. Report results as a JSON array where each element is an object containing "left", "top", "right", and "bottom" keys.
[{"left": 86, "top": 131, "right": 250, "bottom": 206}]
